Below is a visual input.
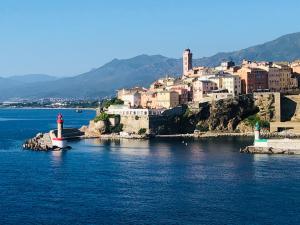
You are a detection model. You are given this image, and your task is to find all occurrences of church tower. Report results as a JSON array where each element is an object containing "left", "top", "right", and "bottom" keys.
[{"left": 183, "top": 49, "right": 192, "bottom": 76}]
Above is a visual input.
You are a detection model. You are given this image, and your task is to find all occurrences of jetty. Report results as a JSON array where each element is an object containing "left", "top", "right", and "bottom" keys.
[
  {"left": 240, "top": 122, "right": 300, "bottom": 155},
  {"left": 23, "top": 114, "right": 83, "bottom": 151}
]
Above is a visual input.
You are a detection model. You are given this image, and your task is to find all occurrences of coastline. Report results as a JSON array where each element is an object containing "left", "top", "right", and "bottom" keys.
[
  {"left": 0, "top": 107, "right": 96, "bottom": 110},
  {"left": 82, "top": 132, "right": 254, "bottom": 140}
]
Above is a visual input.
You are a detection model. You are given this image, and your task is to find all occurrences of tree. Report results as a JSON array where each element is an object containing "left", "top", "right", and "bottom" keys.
[
  {"left": 94, "top": 112, "right": 109, "bottom": 122},
  {"left": 102, "top": 98, "right": 124, "bottom": 109}
]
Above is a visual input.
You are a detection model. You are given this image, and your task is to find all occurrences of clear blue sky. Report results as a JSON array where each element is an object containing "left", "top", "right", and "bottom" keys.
[{"left": 1, "top": 0, "right": 300, "bottom": 77}]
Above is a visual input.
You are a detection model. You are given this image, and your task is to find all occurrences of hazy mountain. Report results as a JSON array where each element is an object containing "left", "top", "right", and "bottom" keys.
[
  {"left": 1, "top": 32, "right": 300, "bottom": 101},
  {"left": 0, "top": 55, "right": 181, "bottom": 100},
  {"left": 8, "top": 74, "right": 57, "bottom": 84},
  {"left": 193, "top": 32, "right": 300, "bottom": 66}
]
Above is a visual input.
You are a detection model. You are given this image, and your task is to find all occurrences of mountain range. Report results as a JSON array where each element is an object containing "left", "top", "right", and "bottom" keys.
[{"left": 1, "top": 32, "right": 300, "bottom": 101}]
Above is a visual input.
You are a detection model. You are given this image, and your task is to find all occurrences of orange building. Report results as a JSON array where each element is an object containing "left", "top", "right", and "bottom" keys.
[{"left": 236, "top": 67, "right": 268, "bottom": 94}]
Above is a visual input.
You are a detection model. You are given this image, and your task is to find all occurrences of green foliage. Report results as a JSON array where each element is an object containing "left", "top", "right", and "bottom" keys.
[
  {"left": 109, "top": 123, "right": 123, "bottom": 133},
  {"left": 138, "top": 128, "right": 147, "bottom": 135},
  {"left": 260, "top": 120, "right": 270, "bottom": 128},
  {"left": 196, "top": 124, "right": 209, "bottom": 132},
  {"left": 183, "top": 108, "right": 191, "bottom": 118},
  {"left": 94, "top": 112, "right": 109, "bottom": 122},
  {"left": 245, "top": 114, "right": 270, "bottom": 128},
  {"left": 102, "top": 98, "right": 124, "bottom": 109}
]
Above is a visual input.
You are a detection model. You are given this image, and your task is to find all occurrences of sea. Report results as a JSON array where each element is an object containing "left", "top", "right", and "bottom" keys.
[{"left": 0, "top": 108, "right": 299, "bottom": 225}]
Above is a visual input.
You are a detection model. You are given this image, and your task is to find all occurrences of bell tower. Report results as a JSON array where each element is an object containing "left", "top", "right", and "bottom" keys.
[{"left": 183, "top": 49, "right": 192, "bottom": 76}]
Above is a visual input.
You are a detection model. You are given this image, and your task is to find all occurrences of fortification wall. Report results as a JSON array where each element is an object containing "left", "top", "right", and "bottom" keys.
[
  {"left": 120, "top": 115, "right": 150, "bottom": 134},
  {"left": 282, "top": 95, "right": 300, "bottom": 121}
]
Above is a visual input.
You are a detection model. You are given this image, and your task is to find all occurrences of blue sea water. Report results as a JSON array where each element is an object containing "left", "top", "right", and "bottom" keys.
[{"left": 0, "top": 109, "right": 299, "bottom": 225}]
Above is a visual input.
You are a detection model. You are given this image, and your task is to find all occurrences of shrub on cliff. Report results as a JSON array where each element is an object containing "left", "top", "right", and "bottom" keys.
[
  {"left": 245, "top": 114, "right": 270, "bottom": 128},
  {"left": 138, "top": 128, "right": 147, "bottom": 135},
  {"left": 102, "top": 98, "right": 124, "bottom": 109},
  {"left": 109, "top": 123, "right": 123, "bottom": 133},
  {"left": 94, "top": 112, "right": 109, "bottom": 122}
]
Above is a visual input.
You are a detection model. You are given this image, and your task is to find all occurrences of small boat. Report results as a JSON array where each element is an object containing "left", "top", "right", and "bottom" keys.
[{"left": 75, "top": 109, "right": 83, "bottom": 113}]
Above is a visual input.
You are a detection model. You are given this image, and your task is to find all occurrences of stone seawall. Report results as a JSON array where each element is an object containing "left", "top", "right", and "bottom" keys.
[{"left": 241, "top": 146, "right": 300, "bottom": 155}]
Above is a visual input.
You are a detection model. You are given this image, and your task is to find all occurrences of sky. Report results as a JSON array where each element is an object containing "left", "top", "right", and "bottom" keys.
[{"left": 1, "top": 0, "right": 300, "bottom": 77}]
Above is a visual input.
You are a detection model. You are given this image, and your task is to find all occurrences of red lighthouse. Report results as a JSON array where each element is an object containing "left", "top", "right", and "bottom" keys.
[
  {"left": 51, "top": 113, "right": 67, "bottom": 148},
  {"left": 57, "top": 113, "right": 63, "bottom": 139}
]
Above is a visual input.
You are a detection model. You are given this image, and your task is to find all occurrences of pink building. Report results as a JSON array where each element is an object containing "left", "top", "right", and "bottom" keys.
[
  {"left": 141, "top": 91, "right": 158, "bottom": 108},
  {"left": 170, "top": 86, "right": 189, "bottom": 104},
  {"left": 192, "top": 79, "right": 218, "bottom": 102}
]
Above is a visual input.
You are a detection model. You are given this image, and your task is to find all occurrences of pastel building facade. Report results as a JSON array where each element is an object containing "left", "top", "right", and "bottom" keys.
[
  {"left": 169, "top": 86, "right": 189, "bottom": 104},
  {"left": 156, "top": 91, "right": 179, "bottom": 109},
  {"left": 140, "top": 91, "right": 158, "bottom": 109},
  {"left": 193, "top": 79, "right": 218, "bottom": 102},
  {"left": 273, "top": 63, "right": 298, "bottom": 91},
  {"left": 209, "top": 74, "right": 241, "bottom": 96},
  {"left": 236, "top": 67, "right": 268, "bottom": 94},
  {"left": 120, "top": 92, "right": 141, "bottom": 107}
]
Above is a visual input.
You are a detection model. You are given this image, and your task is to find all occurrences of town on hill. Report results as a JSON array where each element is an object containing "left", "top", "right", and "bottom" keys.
[{"left": 82, "top": 49, "right": 300, "bottom": 137}]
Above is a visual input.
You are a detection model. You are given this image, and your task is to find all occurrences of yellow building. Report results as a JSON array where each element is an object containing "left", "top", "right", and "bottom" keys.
[
  {"left": 156, "top": 91, "right": 179, "bottom": 109},
  {"left": 273, "top": 63, "right": 298, "bottom": 91}
]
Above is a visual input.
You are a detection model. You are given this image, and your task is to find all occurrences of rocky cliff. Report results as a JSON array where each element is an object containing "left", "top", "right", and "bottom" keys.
[
  {"left": 156, "top": 95, "right": 258, "bottom": 134},
  {"left": 194, "top": 95, "right": 258, "bottom": 132}
]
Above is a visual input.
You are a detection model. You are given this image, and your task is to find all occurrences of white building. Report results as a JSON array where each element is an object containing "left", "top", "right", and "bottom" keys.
[
  {"left": 107, "top": 104, "right": 164, "bottom": 116},
  {"left": 120, "top": 92, "right": 141, "bottom": 108},
  {"left": 209, "top": 73, "right": 241, "bottom": 96}
]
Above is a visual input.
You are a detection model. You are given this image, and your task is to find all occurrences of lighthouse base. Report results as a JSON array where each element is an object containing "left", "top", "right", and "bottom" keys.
[{"left": 51, "top": 138, "right": 68, "bottom": 149}]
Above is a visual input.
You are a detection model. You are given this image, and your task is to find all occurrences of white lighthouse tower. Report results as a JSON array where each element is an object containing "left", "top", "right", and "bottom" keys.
[
  {"left": 51, "top": 113, "right": 67, "bottom": 148},
  {"left": 254, "top": 122, "right": 260, "bottom": 141}
]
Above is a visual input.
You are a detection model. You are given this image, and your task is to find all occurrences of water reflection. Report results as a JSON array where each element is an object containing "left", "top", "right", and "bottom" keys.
[{"left": 50, "top": 150, "right": 67, "bottom": 167}]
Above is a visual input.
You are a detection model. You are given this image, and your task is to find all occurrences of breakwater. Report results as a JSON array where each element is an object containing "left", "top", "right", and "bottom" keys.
[
  {"left": 240, "top": 146, "right": 300, "bottom": 154},
  {"left": 23, "top": 128, "right": 83, "bottom": 151}
]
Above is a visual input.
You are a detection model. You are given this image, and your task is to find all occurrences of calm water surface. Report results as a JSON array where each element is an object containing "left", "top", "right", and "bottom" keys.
[{"left": 0, "top": 109, "right": 299, "bottom": 225}]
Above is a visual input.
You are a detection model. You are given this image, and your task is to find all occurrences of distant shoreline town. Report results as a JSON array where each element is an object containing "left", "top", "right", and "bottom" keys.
[{"left": 81, "top": 48, "right": 300, "bottom": 137}]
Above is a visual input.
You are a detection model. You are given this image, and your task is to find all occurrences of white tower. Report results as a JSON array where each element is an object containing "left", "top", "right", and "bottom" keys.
[
  {"left": 183, "top": 49, "right": 192, "bottom": 76},
  {"left": 57, "top": 113, "right": 63, "bottom": 139},
  {"left": 51, "top": 113, "right": 67, "bottom": 148},
  {"left": 254, "top": 122, "right": 260, "bottom": 141}
]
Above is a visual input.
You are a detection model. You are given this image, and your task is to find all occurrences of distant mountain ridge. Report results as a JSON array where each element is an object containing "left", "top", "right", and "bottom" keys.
[
  {"left": 193, "top": 32, "right": 300, "bottom": 66},
  {"left": 7, "top": 74, "right": 57, "bottom": 84},
  {"left": 1, "top": 32, "right": 300, "bottom": 101}
]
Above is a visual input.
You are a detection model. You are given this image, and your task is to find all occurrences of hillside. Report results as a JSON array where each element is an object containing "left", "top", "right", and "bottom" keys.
[
  {"left": 8, "top": 74, "right": 57, "bottom": 84},
  {"left": 194, "top": 32, "right": 300, "bottom": 66},
  {"left": 1, "top": 32, "right": 300, "bottom": 100},
  {"left": 0, "top": 55, "right": 181, "bottom": 100}
]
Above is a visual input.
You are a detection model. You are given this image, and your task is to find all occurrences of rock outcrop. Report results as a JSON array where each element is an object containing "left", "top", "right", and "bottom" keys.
[
  {"left": 80, "top": 120, "right": 107, "bottom": 138},
  {"left": 23, "top": 132, "right": 72, "bottom": 151},
  {"left": 23, "top": 133, "right": 54, "bottom": 151},
  {"left": 254, "top": 93, "right": 276, "bottom": 121}
]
